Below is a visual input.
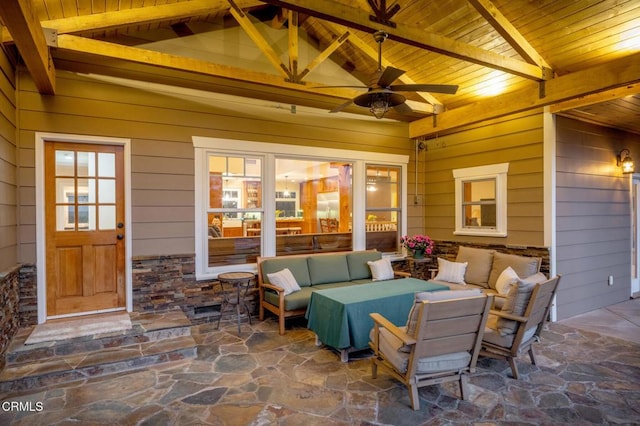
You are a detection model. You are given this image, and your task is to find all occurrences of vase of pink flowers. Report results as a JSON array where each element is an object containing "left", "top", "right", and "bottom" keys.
[{"left": 400, "top": 234, "right": 434, "bottom": 259}]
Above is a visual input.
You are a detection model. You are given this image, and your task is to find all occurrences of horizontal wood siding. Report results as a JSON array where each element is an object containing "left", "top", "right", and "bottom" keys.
[
  {"left": 16, "top": 71, "right": 411, "bottom": 259},
  {"left": 424, "top": 113, "right": 545, "bottom": 246},
  {"left": 0, "top": 49, "right": 17, "bottom": 272},
  {"left": 555, "top": 116, "right": 639, "bottom": 319}
]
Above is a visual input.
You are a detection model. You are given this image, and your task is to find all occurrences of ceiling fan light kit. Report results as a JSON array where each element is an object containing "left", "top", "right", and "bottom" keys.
[{"left": 324, "top": 30, "right": 458, "bottom": 119}]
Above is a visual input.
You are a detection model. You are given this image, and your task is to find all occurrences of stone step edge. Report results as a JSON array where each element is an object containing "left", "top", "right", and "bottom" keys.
[
  {"left": 0, "top": 335, "right": 198, "bottom": 393},
  {"left": 5, "top": 324, "right": 193, "bottom": 365}
]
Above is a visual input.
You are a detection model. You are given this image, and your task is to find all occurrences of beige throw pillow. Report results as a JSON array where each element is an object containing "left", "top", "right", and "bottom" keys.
[
  {"left": 497, "top": 278, "right": 537, "bottom": 336},
  {"left": 456, "top": 246, "right": 495, "bottom": 288},
  {"left": 266, "top": 268, "right": 301, "bottom": 295},
  {"left": 495, "top": 266, "right": 519, "bottom": 295},
  {"left": 367, "top": 258, "right": 395, "bottom": 281},
  {"left": 433, "top": 258, "right": 468, "bottom": 284}
]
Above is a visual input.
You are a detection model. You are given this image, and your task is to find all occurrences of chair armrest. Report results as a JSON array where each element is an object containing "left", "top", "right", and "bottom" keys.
[
  {"left": 394, "top": 271, "right": 411, "bottom": 278},
  {"left": 490, "top": 309, "right": 527, "bottom": 323},
  {"left": 260, "top": 282, "right": 285, "bottom": 293},
  {"left": 370, "top": 313, "right": 416, "bottom": 346}
]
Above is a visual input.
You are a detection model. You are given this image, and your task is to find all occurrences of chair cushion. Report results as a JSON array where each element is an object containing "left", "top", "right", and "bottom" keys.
[
  {"left": 488, "top": 252, "right": 541, "bottom": 289},
  {"left": 368, "top": 258, "right": 394, "bottom": 281},
  {"left": 484, "top": 315, "right": 538, "bottom": 347},
  {"left": 433, "top": 258, "right": 468, "bottom": 284},
  {"left": 495, "top": 266, "right": 519, "bottom": 295},
  {"left": 261, "top": 257, "right": 312, "bottom": 287},
  {"left": 266, "top": 268, "right": 301, "bottom": 295},
  {"left": 456, "top": 246, "right": 495, "bottom": 288},
  {"left": 307, "top": 254, "right": 351, "bottom": 285},
  {"left": 347, "top": 251, "right": 382, "bottom": 280},
  {"left": 371, "top": 326, "right": 472, "bottom": 374}
]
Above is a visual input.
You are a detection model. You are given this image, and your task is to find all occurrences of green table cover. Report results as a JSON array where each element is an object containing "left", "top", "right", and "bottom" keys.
[{"left": 305, "top": 278, "right": 449, "bottom": 350}]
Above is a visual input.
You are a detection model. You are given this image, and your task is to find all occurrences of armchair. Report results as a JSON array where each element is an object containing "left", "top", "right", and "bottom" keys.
[
  {"left": 369, "top": 291, "right": 493, "bottom": 410},
  {"left": 480, "top": 275, "right": 561, "bottom": 379}
]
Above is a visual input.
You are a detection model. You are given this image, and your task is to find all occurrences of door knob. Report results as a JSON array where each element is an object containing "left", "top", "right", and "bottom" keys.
[
  {"left": 117, "top": 234, "right": 124, "bottom": 240},
  {"left": 117, "top": 222, "right": 124, "bottom": 228}
]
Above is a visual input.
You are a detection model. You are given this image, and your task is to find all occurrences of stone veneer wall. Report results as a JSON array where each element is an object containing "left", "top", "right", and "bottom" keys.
[
  {"left": 1, "top": 265, "right": 21, "bottom": 369},
  {"left": 19, "top": 264, "right": 38, "bottom": 327},
  {"left": 132, "top": 254, "right": 258, "bottom": 323}
]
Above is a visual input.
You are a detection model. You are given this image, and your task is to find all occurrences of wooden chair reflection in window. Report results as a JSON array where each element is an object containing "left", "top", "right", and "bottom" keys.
[{"left": 319, "top": 218, "right": 339, "bottom": 233}]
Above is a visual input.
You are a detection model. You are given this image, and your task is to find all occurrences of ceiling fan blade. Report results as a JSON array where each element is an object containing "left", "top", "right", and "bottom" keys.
[
  {"left": 389, "top": 84, "right": 459, "bottom": 94},
  {"left": 312, "top": 85, "right": 369, "bottom": 89},
  {"left": 393, "top": 102, "right": 413, "bottom": 114},
  {"left": 330, "top": 99, "right": 353, "bottom": 113},
  {"left": 377, "top": 66, "right": 406, "bottom": 87}
]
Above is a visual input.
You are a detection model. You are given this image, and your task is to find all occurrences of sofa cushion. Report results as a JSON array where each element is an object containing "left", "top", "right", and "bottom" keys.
[
  {"left": 433, "top": 258, "right": 467, "bottom": 284},
  {"left": 456, "top": 246, "right": 495, "bottom": 288},
  {"left": 487, "top": 252, "right": 541, "bottom": 289},
  {"left": 263, "top": 287, "right": 314, "bottom": 311},
  {"left": 484, "top": 315, "right": 538, "bottom": 347},
  {"left": 346, "top": 251, "right": 382, "bottom": 280},
  {"left": 371, "top": 326, "right": 472, "bottom": 374},
  {"left": 368, "top": 258, "right": 395, "bottom": 281},
  {"left": 266, "top": 268, "right": 301, "bottom": 295},
  {"left": 496, "top": 278, "right": 537, "bottom": 336},
  {"left": 307, "top": 254, "right": 351, "bottom": 285},
  {"left": 261, "top": 257, "right": 312, "bottom": 287}
]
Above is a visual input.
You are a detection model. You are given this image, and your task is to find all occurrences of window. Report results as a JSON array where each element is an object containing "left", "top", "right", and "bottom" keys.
[
  {"left": 365, "top": 165, "right": 401, "bottom": 253},
  {"left": 194, "top": 137, "right": 409, "bottom": 279},
  {"left": 453, "top": 163, "right": 508, "bottom": 237}
]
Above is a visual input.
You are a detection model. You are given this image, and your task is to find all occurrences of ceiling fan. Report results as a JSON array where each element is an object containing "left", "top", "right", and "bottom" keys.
[{"left": 325, "top": 30, "right": 459, "bottom": 119}]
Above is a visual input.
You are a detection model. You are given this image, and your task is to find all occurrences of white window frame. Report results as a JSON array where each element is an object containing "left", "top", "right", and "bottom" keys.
[
  {"left": 453, "top": 163, "right": 509, "bottom": 237},
  {"left": 193, "top": 137, "right": 409, "bottom": 280}
]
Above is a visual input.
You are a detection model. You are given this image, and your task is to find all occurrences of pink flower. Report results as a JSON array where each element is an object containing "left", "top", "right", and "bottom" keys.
[{"left": 400, "top": 234, "right": 434, "bottom": 252}]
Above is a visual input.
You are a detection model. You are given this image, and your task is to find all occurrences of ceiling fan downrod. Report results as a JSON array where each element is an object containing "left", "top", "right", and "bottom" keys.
[{"left": 373, "top": 30, "right": 388, "bottom": 72}]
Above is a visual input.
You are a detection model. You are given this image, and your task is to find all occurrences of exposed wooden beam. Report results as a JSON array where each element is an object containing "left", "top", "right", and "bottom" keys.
[
  {"left": 409, "top": 52, "right": 640, "bottom": 138},
  {"left": 550, "top": 84, "right": 640, "bottom": 113},
  {"left": 467, "top": 0, "right": 552, "bottom": 72},
  {"left": 1, "top": 0, "right": 263, "bottom": 43},
  {"left": 228, "top": 0, "right": 292, "bottom": 80},
  {"left": 0, "top": 0, "right": 55, "bottom": 94},
  {"left": 55, "top": 34, "right": 366, "bottom": 102},
  {"left": 288, "top": 10, "right": 299, "bottom": 81},
  {"left": 260, "top": 0, "right": 546, "bottom": 81},
  {"left": 298, "top": 30, "right": 351, "bottom": 81}
]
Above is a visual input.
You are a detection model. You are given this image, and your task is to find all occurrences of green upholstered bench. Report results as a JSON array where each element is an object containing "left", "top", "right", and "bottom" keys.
[{"left": 257, "top": 250, "right": 410, "bottom": 335}]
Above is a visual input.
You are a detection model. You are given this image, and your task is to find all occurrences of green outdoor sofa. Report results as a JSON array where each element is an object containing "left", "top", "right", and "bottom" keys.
[{"left": 257, "top": 250, "right": 410, "bottom": 334}]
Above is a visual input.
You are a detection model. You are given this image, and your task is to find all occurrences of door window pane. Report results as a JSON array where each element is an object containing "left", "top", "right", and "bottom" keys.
[
  {"left": 55, "top": 151, "right": 74, "bottom": 175},
  {"left": 98, "top": 153, "right": 115, "bottom": 177},
  {"left": 99, "top": 179, "right": 116, "bottom": 204},
  {"left": 77, "top": 152, "right": 96, "bottom": 177},
  {"left": 99, "top": 206, "right": 116, "bottom": 230}
]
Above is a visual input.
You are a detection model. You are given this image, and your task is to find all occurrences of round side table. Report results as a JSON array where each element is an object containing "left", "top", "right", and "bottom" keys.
[{"left": 217, "top": 271, "right": 256, "bottom": 332}]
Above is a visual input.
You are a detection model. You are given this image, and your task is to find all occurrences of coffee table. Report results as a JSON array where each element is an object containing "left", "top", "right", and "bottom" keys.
[{"left": 305, "top": 278, "right": 448, "bottom": 361}]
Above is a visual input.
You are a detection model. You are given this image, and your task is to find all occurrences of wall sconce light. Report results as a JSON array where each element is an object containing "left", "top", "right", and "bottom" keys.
[{"left": 617, "top": 149, "right": 635, "bottom": 174}]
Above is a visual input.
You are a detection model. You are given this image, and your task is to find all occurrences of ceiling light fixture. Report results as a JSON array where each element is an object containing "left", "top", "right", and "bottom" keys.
[
  {"left": 283, "top": 175, "right": 290, "bottom": 197},
  {"left": 617, "top": 149, "right": 635, "bottom": 174},
  {"left": 354, "top": 91, "right": 406, "bottom": 119}
]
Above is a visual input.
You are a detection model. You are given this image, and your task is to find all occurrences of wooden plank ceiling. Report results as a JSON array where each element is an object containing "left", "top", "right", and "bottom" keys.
[{"left": 0, "top": 0, "right": 639, "bottom": 136}]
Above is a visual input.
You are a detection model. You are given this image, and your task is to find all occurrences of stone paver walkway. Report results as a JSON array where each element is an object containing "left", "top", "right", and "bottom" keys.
[{"left": 1, "top": 312, "right": 640, "bottom": 425}]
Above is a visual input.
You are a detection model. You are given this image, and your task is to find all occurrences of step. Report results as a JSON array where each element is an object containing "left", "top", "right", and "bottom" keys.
[{"left": 0, "top": 308, "right": 197, "bottom": 393}]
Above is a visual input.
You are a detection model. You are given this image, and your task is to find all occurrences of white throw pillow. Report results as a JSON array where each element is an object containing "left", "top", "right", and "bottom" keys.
[
  {"left": 367, "top": 258, "right": 395, "bottom": 281},
  {"left": 433, "top": 258, "right": 468, "bottom": 284},
  {"left": 495, "top": 266, "right": 519, "bottom": 295},
  {"left": 266, "top": 268, "right": 301, "bottom": 295}
]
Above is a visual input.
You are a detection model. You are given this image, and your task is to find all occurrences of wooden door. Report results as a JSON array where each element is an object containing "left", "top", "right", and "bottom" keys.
[{"left": 45, "top": 142, "right": 126, "bottom": 317}]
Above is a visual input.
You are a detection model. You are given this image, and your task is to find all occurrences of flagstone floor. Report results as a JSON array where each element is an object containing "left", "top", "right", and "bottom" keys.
[{"left": 1, "top": 299, "right": 639, "bottom": 425}]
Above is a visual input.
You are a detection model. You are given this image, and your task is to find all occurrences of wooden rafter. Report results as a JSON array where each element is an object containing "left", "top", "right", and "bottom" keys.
[
  {"left": 550, "top": 84, "right": 640, "bottom": 114},
  {"left": 288, "top": 10, "right": 299, "bottom": 81},
  {"left": 228, "top": 0, "right": 292, "bottom": 80},
  {"left": 0, "top": 0, "right": 263, "bottom": 44},
  {"left": 0, "top": 0, "right": 55, "bottom": 94},
  {"left": 409, "top": 52, "right": 640, "bottom": 138},
  {"left": 467, "top": 0, "right": 552, "bottom": 72},
  {"left": 260, "top": 0, "right": 546, "bottom": 81}
]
